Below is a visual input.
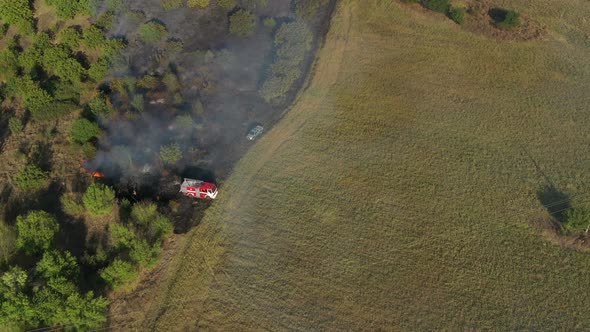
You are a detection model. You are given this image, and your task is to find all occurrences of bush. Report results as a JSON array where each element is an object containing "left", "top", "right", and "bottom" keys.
[
  {"left": 229, "top": 9, "right": 256, "bottom": 37},
  {"left": 294, "top": 0, "right": 328, "bottom": 20},
  {"left": 131, "top": 202, "right": 173, "bottom": 242},
  {"left": 0, "top": 0, "right": 34, "bottom": 34},
  {"left": 131, "top": 94, "right": 144, "bottom": 112},
  {"left": 15, "top": 211, "right": 59, "bottom": 254},
  {"left": 0, "top": 267, "right": 37, "bottom": 328},
  {"left": 46, "top": 0, "right": 90, "bottom": 19},
  {"left": 421, "top": 0, "right": 450, "bottom": 13},
  {"left": 563, "top": 208, "right": 590, "bottom": 233},
  {"left": 243, "top": 0, "right": 268, "bottom": 10},
  {"left": 448, "top": 7, "right": 465, "bottom": 25},
  {"left": 61, "top": 194, "right": 85, "bottom": 216},
  {"left": 58, "top": 27, "right": 82, "bottom": 50},
  {"left": 129, "top": 239, "right": 160, "bottom": 268},
  {"left": 187, "top": 0, "right": 211, "bottom": 8},
  {"left": 83, "top": 25, "right": 107, "bottom": 49},
  {"left": 88, "top": 58, "right": 110, "bottom": 82},
  {"left": 137, "top": 74, "right": 159, "bottom": 89},
  {"left": 175, "top": 114, "right": 194, "bottom": 130},
  {"left": 42, "top": 46, "right": 85, "bottom": 84},
  {"left": 36, "top": 250, "right": 80, "bottom": 280},
  {"left": 109, "top": 223, "right": 136, "bottom": 249},
  {"left": 8, "top": 117, "right": 23, "bottom": 135},
  {"left": 496, "top": 9, "right": 520, "bottom": 28},
  {"left": 263, "top": 17, "right": 277, "bottom": 30},
  {"left": 14, "top": 165, "right": 48, "bottom": 191},
  {"left": 71, "top": 118, "right": 101, "bottom": 144},
  {"left": 160, "top": 143, "right": 182, "bottom": 164},
  {"left": 163, "top": 72, "right": 181, "bottom": 92},
  {"left": 217, "top": 0, "right": 236, "bottom": 10},
  {"left": 88, "top": 94, "right": 113, "bottom": 117},
  {"left": 5, "top": 77, "right": 54, "bottom": 119},
  {"left": 139, "top": 22, "right": 168, "bottom": 44},
  {"left": 83, "top": 183, "right": 115, "bottom": 216},
  {"left": 161, "top": 0, "right": 183, "bottom": 10},
  {"left": 100, "top": 259, "right": 138, "bottom": 290}
]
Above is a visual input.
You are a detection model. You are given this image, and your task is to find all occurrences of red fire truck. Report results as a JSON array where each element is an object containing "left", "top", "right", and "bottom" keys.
[{"left": 179, "top": 178, "right": 218, "bottom": 200}]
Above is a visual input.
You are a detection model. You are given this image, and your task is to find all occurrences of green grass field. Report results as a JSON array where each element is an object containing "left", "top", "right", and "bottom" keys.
[{"left": 110, "top": 0, "right": 590, "bottom": 329}]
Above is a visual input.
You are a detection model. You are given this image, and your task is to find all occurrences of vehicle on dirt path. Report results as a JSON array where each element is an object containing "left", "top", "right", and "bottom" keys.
[
  {"left": 246, "top": 125, "right": 264, "bottom": 140},
  {"left": 180, "top": 178, "right": 218, "bottom": 200}
]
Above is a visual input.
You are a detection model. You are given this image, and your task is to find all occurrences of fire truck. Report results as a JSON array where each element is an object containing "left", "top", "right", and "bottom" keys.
[{"left": 179, "top": 178, "right": 218, "bottom": 200}]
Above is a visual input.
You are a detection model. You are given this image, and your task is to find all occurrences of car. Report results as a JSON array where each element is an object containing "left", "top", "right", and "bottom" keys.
[{"left": 246, "top": 125, "right": 264, "bottom": 140}]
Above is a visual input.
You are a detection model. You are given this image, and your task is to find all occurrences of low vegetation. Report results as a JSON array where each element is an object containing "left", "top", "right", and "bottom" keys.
[
  {"left": 139, "top": 21, "right": 169, "bottom": 44},
  {"left": 229, "top": 9, "right": 256, "bottom": 37}
]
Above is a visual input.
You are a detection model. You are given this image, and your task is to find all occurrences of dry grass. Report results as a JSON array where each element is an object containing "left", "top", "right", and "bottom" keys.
[{"left": 110, "top": 0, "right": 590, "bottom": 330}]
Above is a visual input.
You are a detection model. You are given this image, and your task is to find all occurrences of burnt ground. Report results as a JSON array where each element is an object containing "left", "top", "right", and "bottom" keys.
[{"left": 91, "top": 0, "right": 338, "bottom": 233}]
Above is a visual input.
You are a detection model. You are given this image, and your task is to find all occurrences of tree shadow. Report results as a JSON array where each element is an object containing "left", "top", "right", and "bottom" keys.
[
  {"left": 488, "top": 8, "right": 509, "bottom": 23},
  {"left": 537, "top": 185, "right": 571, "bottom": 223}
]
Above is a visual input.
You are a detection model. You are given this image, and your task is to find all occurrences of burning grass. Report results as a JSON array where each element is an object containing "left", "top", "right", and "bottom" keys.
[{"left": 111, "top": 0, "right": 590, "bottom": 330}]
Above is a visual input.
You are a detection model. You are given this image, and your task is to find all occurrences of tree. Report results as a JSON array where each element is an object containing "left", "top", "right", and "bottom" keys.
[
  {"left": 421, "top": 0, "right": 450, "bottom": 13},
  {"left": 448, "top": 7, "right": 465, "bottom": 25},
  {"left": 160, "top": 143, "right": 182, "bottom": 164},
  {"left": 563, "top": 208, "right": 590, "bottom": 233},
  {"left": 46, "top": 0, "right": 90, "bottom": 19},
  {"left": 8, "top": 116, "right": 23, "bottom": 135},
  {"left": 83, "top": 183, "right": 115, "bottom": 216},
  {"left": 217, "top": 0, "right": 236, "bottom": 10},
  {"left": 0, "top": 267, "right": 38, "bottom": 329},
  {"left": 0, "top": 221, "right": 17, "bottom": 265},
  {"left": 71, "top": 118, "right": 101, "bottom": 144},
  {"left": 0, "top": 0, "right": 34, "bottom": 34},
  {"left": 14, "top": 165, "right": 49, "bottom": 191},
  {"left": 100, "top": 259, "right": 139, "bottom": 290},
  {"left": 496, "top": 9, "right": 521, "bottom": 28},
  {"left": 131, "top": 202, "right": 173, "bottom": 242},
  {"left": 15, "top": 211, "right": 59, "bottom": 255},
  {"left": 139, "top": 22, "right": 168, "bottom": 44},
  {"left": 36, "top": 250, "right": 80, "bottom": 280},
  {"left": 229, "top": 9, "right": 256, "bottom": 37},
  {"left": 162, "top": 0, "right": 183, "bottom": 10},
  {"left": 83, "top": 25, "right": 107, "bottom": 49},
  {"left": 187, "top": 0, "right": 211, "bottom": 8}
]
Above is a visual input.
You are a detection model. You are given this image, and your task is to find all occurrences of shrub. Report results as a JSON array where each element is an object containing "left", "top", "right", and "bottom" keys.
[
  {"left": 165, "top": 39, "right": 184, "bottom": 55},
  {"left": 263, "top": 17, "right": 277, "bottom": 30},
  {"left": 36, "top": 250, "right": 80, "bottom": 280},
  {"left": 0, "top": 267, "right": 37, "bottom": 328},
  {"left": 187, "top": 0, "right": 211, "bottom": 8},
  {"left": 46, "top": 0, "right": 90, "bottom": 19},
  {"left": 58, "top": 28, "right": 82, "bottom": 50},
  {"left": 100, "top": 259, "right": 138, "bottom": 290},
  {"left": 0, "top": 0, "right": 34, "bottom": 34},
  {"left": 71, "top": 118, "right": 101, "bottom": 144},
  {"left": 83, "top": 183, "right": 115, "bottom": 216},
  {"left": 160, "top": 143, "right": 182, "bottom": 164},
  {"left": 162, "top": 0, "right": 183, "bottom": 10},
  {"left": 42, "top": 46, "right": 85, "bottom": 84},
  {"left": 16, "top": 211, "right": 58, "bottom": 254},
  {"left": 61, "top": 194, "right": 85, "bottom": 216},
  {"left": 129, "top": 239, "right": 160, "bottom": 268},
  {"left": 243, "top": 0, "right": 268, "bottom": 10},
  {"left": 137, "top": 74, "right": 159, "bottom": 89},
  {"left": 131, "top": 94, "right": 144, "bottom": 112},
  {"left": 83, "top": 25, "right": 106, "bottom": 49},
  {"left": 95, "top": 11, "right": 115, "bottom": 30},
  {"left": 88, "top": 58, "right": 110, "bottom": 82},
  {"left": 109, "top": 223, "right": 137, "bottom": 249},
  {"left": 175, "top": 114, "right": 194, "bottom": 130},
  {"left": 5, "top": 77, "right": 54, "bottom": 119},
  {"left": 448, "top": 7, "right": 465, "bottom": 25},
  {"left": 294, "top": 0, "right": 328, "bottom": 20},
  {"left": 15, "top": 165, "right": 48, "bottom": 191},
  {"left": 8, "top": 117, "right": 23, "bottom": 135},
  {"left": 88, "top": 94, "right": 113, "bottom": 117},
  {"left": 163, "top": 72, "right": 181, "bottom": 92},
  {"left": 0, "top": 221, "right": 17, "bottom": 265},
  {"left": 496, "top": 9, "right": 520, "bottom": 28},
  {"left": 563, "top": 208, "right": 590, "bottom": 233},
  {"left": 139, "top": 22, "right": 168, "bottom": 44},
  {"left": 421, "top": 0, "right": 450, "bottom": 13},
  {"left": 229, "top": 9, "right": 256, "bottom": 37},
  {"left": 217, "top": 0, "right": 236, "bottom": 10},
  {"left": 82, "top": 142, "right": 97, "bottom": 158}
]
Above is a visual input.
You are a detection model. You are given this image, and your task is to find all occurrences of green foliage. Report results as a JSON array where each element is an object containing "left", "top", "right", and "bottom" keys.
[
  {"left": 160, "top": 142, "right": 182, "bottom": 164},
  {"left": 162, "top": 0, "right": 183, "bottom": 10},
  {"left": 100, "top": 259, "right": 139, "bottom": 290},
  {"left": 421, "top": 0, "right": 450, "bottom": 13},
  {"left": 107, "top": 0, "right": 125, "bottom": 11},
  {"left": 15, "top": 211, "right": 58, "bottom": 254},
  {"left": 95, "top": 11, "right": 115, "bottom": 30},
  {"left": 187, "top": 0, "right": 211, "bottom": 8},
  {"left": 71, "top": 118, "right": 101, "bottom": 144},
  {"left": 0, "top": 221, "right": 17, "bottom": 265},
  {"left": 294, "top": 0, "right": 328, "bottom": 20},
  {"left": 83, "top": 25, "right": 107, "bottom": 49},
  {"left": 110, "top": 223, "right": 137, "bottom": 249},
  {"left": 263, "top": 17, "right": 277, "bottom": 30},
  {"left": 260, "top": 20, "right": 313, "bottom": 104},
  {"left": 88, "top": 58, "right": 110, "bottom": 82},
  {"left": 14, "top": 165, "right": 49, "bottom": 192},
  {"left": 58, "top": 27, "right": 82, "bottom": 49},
  {"left": 139, "top": 22, "right": 168, "bottom": 44},
  {"left": 0, "top": 267, "right": 37, "bottom": 329},
  {"left": 496, "top": 9, "right": 521, "bottom": 28},
  {"left": 175, "top": 114, "right": 194, "bottom": 130},
  {"left": 129, "top": 239, "right": 161, "bottom": 268},
  {"left": 82, "top": 142, "right": 97, "bottom": 158},
  {"left": 46, "top": 0, "right": 90, "bottom": 19},
  {"left": 83, "top": 183, "right": 115, "bottom": 216},
  {"left": 131, "top": 94, "right": 144, "bottom": 112},
  {"left": 88, "top": 94, "right": 113, "bottom": 117},
  {"left": 0, "top": 0, "right": 34, "bottom": 34},
  {"left": 448, "top": 7, "right": 465, "bottom": 25},
  {"left": 217, "top": 0, "right": 236, "bottom": 10},
  {"left": 243, "top": 0, "right": 268, "bottom": 10},
  {"left": 229, "top": 9, "right": 256, "bottom": 37},
  {"left": 0, "top": 48, "right": 19, "bottom": 81},
  {"left": 163, "top": 72, "right": 181, "bottom": 92},
  {"left": 8, "top": 116, "right": 23, "bottom": 135},
  {"left": 61, "top": 193, "right": 85, "bottom": 216},
  {"left": 165, "top": 39, "right": 184, "bottom": 55},
  {"left": 5, "top": 76, "right": 54, "bottom": 119},
  {"left": 36, "top": 250, "right": 80, "bottom": 280},
  {"left": 42, "top": 45, "right": 85, "bottom": 83},
  {"left": 563, "top": 208, "right": 590, "bottom": 233},
  {"left": 137, "top": 74, "right": 158, "bottom": 89}
]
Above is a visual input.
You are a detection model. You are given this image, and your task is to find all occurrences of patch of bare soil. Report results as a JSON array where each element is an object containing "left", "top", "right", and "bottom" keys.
[
  {"left": 463, "top": 0, "right": 546, "bottom": 41},
  {"left": 532, "top": 215, "right": 590, "bottom": 252}
]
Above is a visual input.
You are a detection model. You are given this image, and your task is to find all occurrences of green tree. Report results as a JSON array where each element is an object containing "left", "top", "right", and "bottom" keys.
[
  {"left": 46, "top": 0, "right": 90, "bottom": 19},
  {"left": 100, "top": 259, "right": 139, "bottom": 290},
  {"left": 59, "top": 27, "right": 82, "bottom": 49},
  {"left": 71, "top": 118, "right": 101, "bottom": 144},
  {"left": 61, "top": 193, "right": 85, "bottom": 216},
  {"left": 162, "top": 0, "right": 183, "bottom": 10},
  {"left": 563, "top": 208, "right": 590, "bottom": 233},
  {"left": 139, "top": 22, "right": 168, "bottom": 44},
  {"left": 0, "top": 221, "right": 17, "bottom": 265},
  {"left": 8, "top": 116, "right": 23, "bottom": 135},
  {"left": 83, "top": 25, "right": 107, "bottom": 49},
  {"left": 14, "top": 165, "right": 49, "bottom": 191},
  {"left": 243, "top": 0, "right": 268, "bottom": 10},
  {"left": 421, "top": 0, "right": 450, "bottom": 13},
  {"left": 131, "top": 202, "right": 173, "bottom": 242},
  {"left": 187, "top": 0, "right": 211, "bottom": 8},
  {"left": 109, "top": 223, "right": 137, "bottom": 250},
  {"left": 160, "top": 143, "right": 182, "bottom": 164},
  {"left": 229, "top": 9, "right": 256, "bottom": 37},
  {"left": 83, "top": 183, "right": 115, "bottom": 216},
  {"left": 88, "top": 94, "right": 113, "bottom": 118},
  {"left": 496, "top": 9, "right": 521, "bottom": 28},
  {"left": 36, "top": 250, "right": 80, "bottom": 280},
  {"left": 5, "top": 76, "right": 54, "bottom": 120},
  {"left": 42, "top": 45, "right": 85, "bottom": 83},
  {"left": 448, "top": 7, "right": 465, "bottom": 25},
  {"left": 15, "top": 211, "right": 59, "bottom": 254},
  {"left": 0, "top": 267, "right": 38, "bottom": 329},
  {"left": 0, "top": 0, "right": 34, "bottom": 34}
]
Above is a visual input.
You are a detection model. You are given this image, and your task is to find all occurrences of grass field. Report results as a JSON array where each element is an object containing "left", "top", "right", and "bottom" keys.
[{"left": 110, "top": 0, "right": 590, "bottom": 329}]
